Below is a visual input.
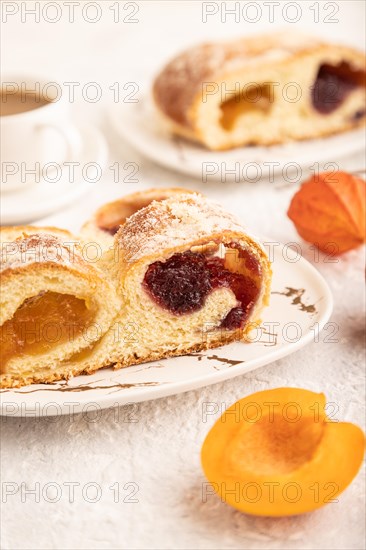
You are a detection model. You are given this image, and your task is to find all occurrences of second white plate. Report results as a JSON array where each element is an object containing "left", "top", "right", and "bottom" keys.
[{"left": 109, "top": 96, "right": 366, "bottom": 181}]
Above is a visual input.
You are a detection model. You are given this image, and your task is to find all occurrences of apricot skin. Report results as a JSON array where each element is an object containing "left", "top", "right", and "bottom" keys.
[{"left": 201, "top": 388, "right": 365, "bottom": 517}]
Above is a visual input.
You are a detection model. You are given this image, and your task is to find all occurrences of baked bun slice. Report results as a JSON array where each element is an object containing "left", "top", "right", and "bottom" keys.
[
  {"left": 81, "top": 187, "right": 197, "bottom": 251},
  {"left": 0, "top": 227, "right": 120, "bottom": 388},
  {"left": 153, "top": 32, "right": 366, "bottom": 150},
  {"left": 64, "top": 193, "right": 271, "bottom": 374}
]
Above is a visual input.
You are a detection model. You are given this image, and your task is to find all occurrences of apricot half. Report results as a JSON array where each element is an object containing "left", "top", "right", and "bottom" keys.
[{"left": 201, "top": 388, "right": 365, "bottom": 516}]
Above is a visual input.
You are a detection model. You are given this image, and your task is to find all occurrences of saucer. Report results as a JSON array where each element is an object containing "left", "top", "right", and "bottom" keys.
[
  {"left": 109, "top": 94, "right": 366, "bottom": 181},
  {"left": 0, "top": 124, "right": 108, "bottom": 225}
]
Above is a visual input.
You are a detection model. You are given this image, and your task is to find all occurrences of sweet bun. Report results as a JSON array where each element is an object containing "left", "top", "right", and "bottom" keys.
[
  {"left": 64, "top": 193, "right": 272, "bottom": 375},
  {"left": 0, "top": 227, "right": 120, "bottom": 388},
  {"left": 153, "top": 32, "right": 366, "bottom": 150}
]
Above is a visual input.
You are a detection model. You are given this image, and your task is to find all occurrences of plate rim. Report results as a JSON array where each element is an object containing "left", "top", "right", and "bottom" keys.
[{"left": 108, "top": 97, "right": 366, "bottom": 181}]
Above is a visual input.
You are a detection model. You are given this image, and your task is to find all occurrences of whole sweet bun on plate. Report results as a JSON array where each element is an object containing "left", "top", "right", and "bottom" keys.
[{"left": 153, "top": 32, "right": 366, "bottom": 150}]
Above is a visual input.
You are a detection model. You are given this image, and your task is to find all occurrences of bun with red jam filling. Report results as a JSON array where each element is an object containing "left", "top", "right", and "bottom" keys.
[{"left": 69, "top": 193, "right": 271, "bottom": 373}]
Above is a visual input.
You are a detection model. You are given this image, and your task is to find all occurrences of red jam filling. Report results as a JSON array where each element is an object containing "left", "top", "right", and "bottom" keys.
[
  {"left": 311, "top": 63, "right": 361, "bottom": 114},
  {"left": 143, "top": 250, "right": 260, "bottom": 330}
]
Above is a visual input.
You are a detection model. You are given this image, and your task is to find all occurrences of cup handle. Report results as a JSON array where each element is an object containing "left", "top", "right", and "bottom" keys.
[{"left": 36, "top": 122, "right": 82, "bottom": 162}]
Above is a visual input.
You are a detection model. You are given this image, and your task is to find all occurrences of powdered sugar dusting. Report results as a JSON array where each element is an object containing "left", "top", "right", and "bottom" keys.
[
  {"left": 0, "top": 233, "right": 84, "bottom": 274},
  {"left": 118, "top": 193, "right": 255, "bottom": 263}
]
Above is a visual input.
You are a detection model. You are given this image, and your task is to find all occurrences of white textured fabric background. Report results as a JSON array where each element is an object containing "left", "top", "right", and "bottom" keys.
[{"left": 1, "top": 2, "right": 365, "bottom": 549}]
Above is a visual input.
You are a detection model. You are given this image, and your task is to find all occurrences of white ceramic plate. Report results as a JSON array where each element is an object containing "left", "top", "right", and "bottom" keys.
[
  {"left": 109, "top": 95, "right": 366, "bottom": 181},
  {"left": 0, "top": 244, "right": 333, "bottom": 417},
  {"left": 0, "top": 125, "right": 108, "bottom": 224}
]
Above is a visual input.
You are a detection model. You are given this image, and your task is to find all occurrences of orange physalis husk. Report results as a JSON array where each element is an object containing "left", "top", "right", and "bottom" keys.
[{"left": 287, "top": 171, "right": 366, "bottom": 255}]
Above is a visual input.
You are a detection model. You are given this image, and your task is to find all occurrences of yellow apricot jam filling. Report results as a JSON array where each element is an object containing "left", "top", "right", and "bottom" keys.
[{"left": 0, "top": 291, "right": 94, "bottom": 373}]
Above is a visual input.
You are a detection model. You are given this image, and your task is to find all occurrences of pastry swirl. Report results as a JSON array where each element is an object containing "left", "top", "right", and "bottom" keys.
[{"left": 0, "top": 226, "right": 120, "bottom": 387}]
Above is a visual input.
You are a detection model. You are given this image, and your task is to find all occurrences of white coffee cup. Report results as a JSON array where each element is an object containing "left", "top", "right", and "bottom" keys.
[{"left": 0, "top": 76, "right": 82, "bottom": 192}]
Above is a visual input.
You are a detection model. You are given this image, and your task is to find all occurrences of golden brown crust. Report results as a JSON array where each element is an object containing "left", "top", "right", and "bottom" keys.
[
  {"left": 0, "top": 225, "right": 74, "bottom": 240},
  {"left": 94, "top": 187, "right": 197, "bottom": 230},
  {"left": 0, "top": 231, "right": 97, "bottom": 282},
  {"left": 0, "top": 225, "right": 73, "bottom": 239},
  {"left": 81, "top": 187, "right": 199, "bottom": 249}
]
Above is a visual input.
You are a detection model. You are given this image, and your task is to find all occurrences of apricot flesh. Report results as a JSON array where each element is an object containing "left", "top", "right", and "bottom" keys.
[{"left": 201, "top": 388, "right": 365, "bottom": 516}]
